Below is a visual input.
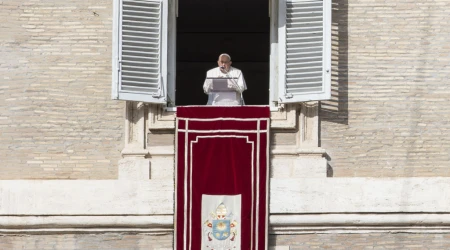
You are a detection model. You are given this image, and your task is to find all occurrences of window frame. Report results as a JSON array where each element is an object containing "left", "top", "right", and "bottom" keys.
[
  {"left": 277, "top": 0, "right": 332, "bottom": 103},
  {"left": 113, "top": 0, "right": 331, "bottom": 108},
  {"left": 112, "top": 0, "right": 169, "bottom": 104}
]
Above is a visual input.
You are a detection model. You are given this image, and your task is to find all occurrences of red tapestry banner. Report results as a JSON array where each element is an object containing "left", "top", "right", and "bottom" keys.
[{"left": 175, "top": 106, "right": 270, "bottom": 250}]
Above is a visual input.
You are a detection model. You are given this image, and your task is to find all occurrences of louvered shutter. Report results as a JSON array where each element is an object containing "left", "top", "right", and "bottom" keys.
[
  {"left": 112, "top": 0, "right": 168, "bottom": 103},
  {"left": 278, "top": 0, "right": 331, "bottom": 103}
]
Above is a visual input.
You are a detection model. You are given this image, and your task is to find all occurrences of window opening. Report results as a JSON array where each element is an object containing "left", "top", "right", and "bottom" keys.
[{"left": 175, "top": 0, "right": 270, "bottom": 106}]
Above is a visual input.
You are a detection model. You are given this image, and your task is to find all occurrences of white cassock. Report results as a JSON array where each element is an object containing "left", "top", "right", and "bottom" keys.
[{"left": 203, "top": 67, "right": 247, "bottom": 106}]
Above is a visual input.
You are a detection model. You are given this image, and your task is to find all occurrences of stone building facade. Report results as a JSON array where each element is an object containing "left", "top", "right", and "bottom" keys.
[{"left": 1, "top": 0, "right": 450, "bottom": 249}]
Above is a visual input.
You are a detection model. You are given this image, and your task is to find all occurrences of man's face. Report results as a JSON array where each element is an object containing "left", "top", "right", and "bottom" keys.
[{"left": 217, "top": 56, "right": 232, "bottom": 72}]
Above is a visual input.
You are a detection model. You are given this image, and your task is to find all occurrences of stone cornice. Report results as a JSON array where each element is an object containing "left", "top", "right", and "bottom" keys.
[
  {"left": 270, "top": 145, "right": 327, "bottom": 156},
  {"left": 2, "top": 213, "right": 450, "bottom": 234},
  {"left": 148, "top": 104, "right": 298, "bottom": 130},
  {"left": 1, "top": 178, "right": 450, "bottom": 234},
  {"left": 0, "top": 215, "right": 173, "bottom": 234}
]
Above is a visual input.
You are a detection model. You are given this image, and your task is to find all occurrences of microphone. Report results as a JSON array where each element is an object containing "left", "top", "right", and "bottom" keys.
[{"left": 220, "top": 66, "right": 228, "bottom": 73}]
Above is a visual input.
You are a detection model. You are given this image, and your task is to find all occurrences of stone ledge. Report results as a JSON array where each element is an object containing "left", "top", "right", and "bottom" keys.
[
  {"left": 2, "top": 213, "right": 450, "bottom": 234},
  {"left": 270, "top": 177, "right": 450, "bottom": 213},
  {"left": 270, "top": 145, "right": 326, "bottom": 156},
  {"left": 1, "top": 178, "right": 450, "bottom": 215},
  {"left": 0, "top": 215, "right": 172, "bottom": 234},
  {"left": 145, "top": 145, "right": 327, "bottom": 157},
  {"left": 0, "top": 180, "right": 174, "bottom": 215},
  {"left": 148, "top": 104, "right": 298, "bottom": 130},
  {"left": 270, "top": 213, "right": 450, "bottom": 234},
  {"left": 270, "top": 213, "right": 450, "bottom": 226}
]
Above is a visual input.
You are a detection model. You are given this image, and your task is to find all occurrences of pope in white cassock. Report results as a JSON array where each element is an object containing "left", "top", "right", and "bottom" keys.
[{"left": 203, "top": 53, "right": 247, "bottom": 105}]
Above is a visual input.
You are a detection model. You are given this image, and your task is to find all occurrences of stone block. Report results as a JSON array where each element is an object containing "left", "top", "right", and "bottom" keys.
[{"left": 118, "top": 158, "right": 150, "bottom": 180}]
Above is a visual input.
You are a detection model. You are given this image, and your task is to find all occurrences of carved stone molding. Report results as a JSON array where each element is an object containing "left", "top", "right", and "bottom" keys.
[
  {"left": 145, "top": 103, "right": 327, "bottom": 177},
  {"left": 270, "top": 213, "right": 450, "bottom": 234},
  {"left": 298, "top": 101, "right": 319, "bottom": 148},
  {"left": 2, "top": 178, "right": 449, "bottom": 234},
  {"left": 147, "top": 104, "right": 298, "bottom": 130},
  {"left": 0, "top": 215, "right": 173, "bottom": 234},
  {"left": 3, "top": 213, "right": 450, "bottom": 234},
  {"left": 121, "top": 101, "right": 149, "bottom": 157},
  {"left": 270, "top": 104, "right": 297, "bottom": 130},
  {"left": 271, "top": 145, "right": 326, "bottom": 156},
  {"left": 148, "top": 104, "right": 176, "bottom": 130}
]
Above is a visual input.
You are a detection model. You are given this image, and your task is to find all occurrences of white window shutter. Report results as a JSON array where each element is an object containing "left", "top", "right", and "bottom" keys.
[
  {"left": 112, "top": 0, "right": 168, "bottom": 103},
  {"left": 278, "top": 0, "right": 331, "bottom": 103}
]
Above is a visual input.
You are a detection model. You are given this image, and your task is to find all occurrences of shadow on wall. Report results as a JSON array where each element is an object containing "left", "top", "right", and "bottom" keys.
[
  {"left": 320, "top": 0, "right": 349, "bottom": 126},
  {"left": 319, "top": 0, "right": 349, "bottom": 177}
]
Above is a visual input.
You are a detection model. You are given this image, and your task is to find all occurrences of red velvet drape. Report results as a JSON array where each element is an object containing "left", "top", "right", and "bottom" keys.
[{"left": 175, "top": 106, "right": 270, "bottom": 250}]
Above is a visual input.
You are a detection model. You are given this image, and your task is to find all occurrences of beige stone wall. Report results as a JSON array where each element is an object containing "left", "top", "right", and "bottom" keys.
[
  {"left": 271, "top": 233, "right": 450, "bottom": 249},
  {"left": 321, "top": 0, "right": 450, "bottom": 177},
  {"left": 0, "top": 233, "right": 173, "bottom": 249},
  {"left": 1, "top": 0, "right": 450, "bottom": 248},
  {"left": 2, "top": 0, "right": 449, "bottom": 181},
  {"left": 0, "top": 0, "right": 123, "bottom": 179}
]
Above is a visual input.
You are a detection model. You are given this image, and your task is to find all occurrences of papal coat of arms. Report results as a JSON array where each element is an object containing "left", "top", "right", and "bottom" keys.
[{"left": 203, "top": 202, "right": 239, "bottom": 249}]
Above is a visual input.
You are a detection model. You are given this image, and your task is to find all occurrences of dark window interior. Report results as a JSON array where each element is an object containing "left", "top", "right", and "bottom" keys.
[{"left": 175, "top": 0, "right": 270, "bottom": 106}]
